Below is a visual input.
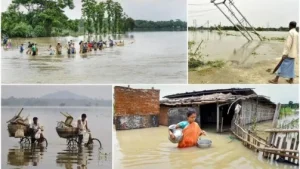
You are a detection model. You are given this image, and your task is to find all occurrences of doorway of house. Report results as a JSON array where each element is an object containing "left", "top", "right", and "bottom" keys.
[
  {"left": 219, "top": 104, "right": 235, "bottom": 132},
  {"left": 199, "top": 103, "right": 217, "bottom": 130}
]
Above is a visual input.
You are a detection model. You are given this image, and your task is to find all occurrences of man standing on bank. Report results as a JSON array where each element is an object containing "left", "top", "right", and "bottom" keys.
[{"left": 269, "top": 21, "right": 299, "bottom": 84}]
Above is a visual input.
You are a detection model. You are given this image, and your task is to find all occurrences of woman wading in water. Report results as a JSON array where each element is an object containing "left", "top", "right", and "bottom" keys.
[{"left": 169, "top": 109, "right": 206, "bottom": 148}]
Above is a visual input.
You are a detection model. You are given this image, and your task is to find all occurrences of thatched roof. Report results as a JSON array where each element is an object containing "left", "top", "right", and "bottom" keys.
[
  {"left": 163, "top": 88, "right": 256, "bottom": 99},
  {"left": 160, "top": 93, "right": 275, "bottom": 106}
]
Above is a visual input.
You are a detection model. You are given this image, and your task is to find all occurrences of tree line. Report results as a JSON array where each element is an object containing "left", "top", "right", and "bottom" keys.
[
  {"left": 134, "top": 20, "right": 187, "bottom": 30},
  {"left": 2, "top": 97, "right": 112, "bottom": 107},
  {"left": 1, "top": 0, "right": 186, "bottom": 38},
  {"left": 189, "top": 25, "right": 299, "bottom": 32}
]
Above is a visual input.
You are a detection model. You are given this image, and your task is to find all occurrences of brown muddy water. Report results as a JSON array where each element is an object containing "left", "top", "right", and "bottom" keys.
[
  {"left": 2, "top": 107, "right": 112, "bottom": 169},
  {"left": 114, "top": 125, "right": 298, "bottom": 169},
  {"left": 2, "top": 32, "right": 187, "bottom": 84},
  {"left": 188, "top": 31, "right": 299, "bottom": 84}
]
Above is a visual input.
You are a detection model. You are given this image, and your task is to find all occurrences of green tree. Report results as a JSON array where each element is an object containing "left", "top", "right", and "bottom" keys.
[{"left": 288, "top": 101, "right": 294, "bottom": 108}]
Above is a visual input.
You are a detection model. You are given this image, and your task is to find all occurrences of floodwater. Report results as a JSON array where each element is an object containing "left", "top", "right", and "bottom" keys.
[
  {"left": 114, "top": 126, "right": 298, "bottom": 169},
  {"left": 2, "top": 31, "right": 187, "bottom": 84},
  {"left": 1, "top": 107, "right": 112, "bottom": 169},
  {"left": 188, "top": 31, "right": 299, "bottom": 84}
]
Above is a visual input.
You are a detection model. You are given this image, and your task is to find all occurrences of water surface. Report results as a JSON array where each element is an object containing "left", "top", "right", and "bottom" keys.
[
  {"left": 114, "top": 126, "right": 298, "bottom": 169},
  {"left": 2, "top": 32, "right": 187, "bottom": 84}
]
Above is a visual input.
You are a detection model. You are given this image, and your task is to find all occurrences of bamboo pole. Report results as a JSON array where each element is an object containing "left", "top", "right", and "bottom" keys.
[
  {"left": 232, "top": 131, "right": 299, "bottom": 153},
  {"left": 263, "top": 129, "right": 299, "bottom": 133},
  {"left": 234, "top": 122, "right": 268, "bottom": 146},
  {"left": 217, "top": 104, "right": 220, "bottom": 132}
]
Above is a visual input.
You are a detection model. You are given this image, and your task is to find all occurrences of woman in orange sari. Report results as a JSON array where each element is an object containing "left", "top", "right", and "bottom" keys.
[{"left": 169, "top": 109, "right": 206, "bottom": 148}]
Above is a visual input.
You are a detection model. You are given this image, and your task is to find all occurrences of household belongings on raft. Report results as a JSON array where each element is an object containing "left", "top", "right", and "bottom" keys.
[
  {"left": 56, "top": 112, "right": 78, "bottom": 138},
  {"left": 168, "top": 124, "right": 183, "bottom": 143},
  {"left": 7, "top": 108, "right": 30, "bottom": 138}
]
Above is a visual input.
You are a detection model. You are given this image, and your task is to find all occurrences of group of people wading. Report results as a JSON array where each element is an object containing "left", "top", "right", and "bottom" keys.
[{"left": 4, "top": 38, "right": 124, "bottom": 56}]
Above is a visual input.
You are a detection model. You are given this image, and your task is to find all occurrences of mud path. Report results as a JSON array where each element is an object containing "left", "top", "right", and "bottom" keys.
[{"left": 189, "top": 58, "right": 299, "bottom": 84}]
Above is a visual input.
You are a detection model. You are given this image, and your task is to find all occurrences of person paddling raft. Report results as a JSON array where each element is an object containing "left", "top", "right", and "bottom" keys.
[
  {"left": 169, "top": 108, "right": 206, "bottom": 148},
  {"left": 269, "top": 21, "right": 299, "bottom": 84}
]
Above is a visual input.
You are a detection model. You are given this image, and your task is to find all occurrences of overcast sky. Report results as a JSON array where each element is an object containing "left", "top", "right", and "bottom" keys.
[
  {"left": 189, "top": 0, "right": 299, "bottom": 27},
  {"left": 2, "top": 85, "right": 112, "bottom": 100},
  {"left": 116, "top": 85, "right": 299, "bottom": 104},
  {"left": 1, "top": 0, "right": 187, "bottom": 21}
]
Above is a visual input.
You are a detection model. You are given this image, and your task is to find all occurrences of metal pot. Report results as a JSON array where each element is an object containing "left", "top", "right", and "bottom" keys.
[
  {"left": 197, "top": 139, "right": 212, "bottom": 148},
  {"left": 168, "top": 124, "right": 183, "bottom": 143}
]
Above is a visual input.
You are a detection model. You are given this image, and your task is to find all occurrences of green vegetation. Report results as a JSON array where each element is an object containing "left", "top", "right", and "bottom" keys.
[
  {"left": 262, "top": 36, "right": 286, "bottom": 42},
  {"left": 2, "top": 0, "right": 186, "bottom": 38},
  {"left": 188, "top": 40, "right": 225, "bottom": 70},
  {"left": 1, "top": 0, "right": 75, "bottom": 37},
  {"left": 279, "top": 101, "right": 299, "bottom": 118},
  {"left": 1, "top": 0, "right": 135, "bottom": 37},
  {"left": 134, "top": 20, "right": 187, "bottom": 31},
  {"left": 81, "top": 0, "right": 134, "bottom": 35}
]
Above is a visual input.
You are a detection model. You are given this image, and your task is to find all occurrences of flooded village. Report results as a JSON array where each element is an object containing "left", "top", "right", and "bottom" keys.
[
  {"left": 188, "top": 0, "right": 299, "bottom": 84},
  {"left": 1, "top": 0, "right": 187, "bottom": 84},
  {"left": 114, "top": 85, "right": 299, "bottom": 169}
]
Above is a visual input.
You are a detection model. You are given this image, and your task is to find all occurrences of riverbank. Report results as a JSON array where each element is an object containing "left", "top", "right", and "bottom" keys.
[
  {"left": 189, "top": 58, "right": 299, "bottom": 84},
  {"left": 188, "top": 30, "right": 299, "bottom": 84}
]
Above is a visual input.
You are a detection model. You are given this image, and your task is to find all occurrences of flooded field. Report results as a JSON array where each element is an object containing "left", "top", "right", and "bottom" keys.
[
  {"left": 188, "top": 31, "right": 299, "bottom": 84},
  {"left": 1, "top": 107, "right": 112, "bottom": 169},
  {"left": 114, "top": 125, "right": 298, "bottom": 169},
  {"left": 2, "top": 31, "right": 187, "bottom": 84}
]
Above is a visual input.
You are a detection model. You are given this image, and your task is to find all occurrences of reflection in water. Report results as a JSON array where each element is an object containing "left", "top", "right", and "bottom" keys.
[
  {"left": 56, "top": 147, "right": 111, "bottom": 169},
  {"left": 229, "top": 41, "right": 262, "bottom": 66},
  {"left": 7, "top": 145, "right": 46, "bottom": 167}
]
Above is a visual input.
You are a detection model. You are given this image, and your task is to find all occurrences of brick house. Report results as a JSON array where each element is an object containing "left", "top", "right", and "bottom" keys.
[{"left": 114, "top": 86, "right": 160, "bottom": 130}]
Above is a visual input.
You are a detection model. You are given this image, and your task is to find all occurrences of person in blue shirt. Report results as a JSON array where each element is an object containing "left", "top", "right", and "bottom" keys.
[{"left": 20, "top": 44, "right": 24, "bottom": 53}]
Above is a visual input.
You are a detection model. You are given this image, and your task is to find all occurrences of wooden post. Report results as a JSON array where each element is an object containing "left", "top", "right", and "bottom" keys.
[
  {"left": 289, "top": 138, "right": 295, "bottom": 162},
  {"left": 217, "top": 103, "right": 219, "bottom": 132},
  {"left": 273, "top": 137, "right": 281, "bottom": 160},
  {"left": 247, "top": 130, "right": 251, "bottom": 148},
  {"left": 267, "top": 104, "right": 281, "bottom": 145},
  {"left": 199, "top": 105, "right": 201, "bottom": 127},
  {"left": 221, "top": 117, "right": 223, "bottom": 133}
]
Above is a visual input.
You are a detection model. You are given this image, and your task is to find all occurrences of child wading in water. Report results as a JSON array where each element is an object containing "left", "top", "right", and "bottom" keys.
[{"left": 20, "top": 44, "right": 24, "bottom": 53}]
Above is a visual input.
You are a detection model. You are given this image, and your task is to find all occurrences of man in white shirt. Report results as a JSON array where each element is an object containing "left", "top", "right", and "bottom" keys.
[
  {"left": 269, "top": 21, "right": 299, "bottom": 84},
  {"left": 77, "top": 114, "right": 91, "bottom": 145},
  {"left": 30, "top": 117, "right": 44, "bottom": 143}
]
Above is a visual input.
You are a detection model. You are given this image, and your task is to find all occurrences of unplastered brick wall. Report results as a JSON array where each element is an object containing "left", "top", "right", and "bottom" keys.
[{"left": 114, "top": 86, "right": 160, "bottom": 116}]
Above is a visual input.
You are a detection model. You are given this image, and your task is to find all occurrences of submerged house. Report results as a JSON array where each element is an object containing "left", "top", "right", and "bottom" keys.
[{"left": 160, "top": 88, "right": 276, "bottom": 132}]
